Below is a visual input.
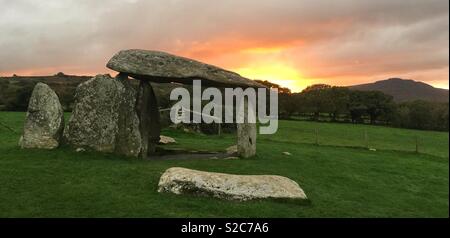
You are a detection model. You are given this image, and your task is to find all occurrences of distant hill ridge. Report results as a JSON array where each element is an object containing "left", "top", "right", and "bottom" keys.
[
  {"left": 0, "top": 73, "right": 179, "bottom": 112},
  {"left": 0, "top": 73, "right": 92, "bottom": 111},
  {"left": 349, "top": 78, "right": 449, "bottom": 102},
  {"left": 1, "top": 75, "right": 448, "bottom": 111}
]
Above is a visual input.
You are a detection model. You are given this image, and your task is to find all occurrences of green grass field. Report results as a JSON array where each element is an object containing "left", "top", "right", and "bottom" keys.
[{"left": 0, "top": 111, "right": 448, "bottom": 217}]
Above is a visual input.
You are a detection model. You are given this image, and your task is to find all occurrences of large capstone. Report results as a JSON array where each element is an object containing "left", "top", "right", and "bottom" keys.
[
  {"left": 63, "top": 74, "right": 142, "bottom": 156},
  {"left": 19, "top": 83, "right": 64, "bottom": 149},
  {"left": 158, "top": 167, "right": 308, "bottom": 201},
  {"left": 106, "top": 49, "right": 266, "bottom": 88}
]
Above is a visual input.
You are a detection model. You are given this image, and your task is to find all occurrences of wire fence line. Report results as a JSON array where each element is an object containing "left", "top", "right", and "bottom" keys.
[{"left": 259, "top": 123, "right": 448, "bottom": 158}]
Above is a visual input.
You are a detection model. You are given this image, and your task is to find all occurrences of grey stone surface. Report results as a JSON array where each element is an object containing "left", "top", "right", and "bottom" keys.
[
  {"left": 158, "top": 167, "right": 308, "bottom": 201},
  {"left": 226, "top": 145, "right": 237, "bottom": 155},
  {"left": 63, "top": 74, "right": 122, "bottom": 152},
  {"left": 63, "top": 74, "right": 142, "bottom": 156},
  {"left": 236, "top": 122, "right": 256, "bottom": 158},
  {"left": 114, "top": 73, "right": 142, "bottom": 157},
  {"left": 136, "top": 80, "right": 160, "bottom": 158},
  {"left": 106, "top": 49, "right": 266, "bottom": 88},
  {"left": 237, "top": 98, "right": 256, "bottom": 158},
  {"left": 19, "top": 83, "right": 64, "bottom": 149},
  {"left": 159, "top": 135, "right": 176, "bottom": 144}
]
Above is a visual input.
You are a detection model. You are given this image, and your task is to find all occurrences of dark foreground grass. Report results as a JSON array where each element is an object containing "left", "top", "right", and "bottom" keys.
[{"left": 0, "top": 111, "right": 448, "bottom": 217}]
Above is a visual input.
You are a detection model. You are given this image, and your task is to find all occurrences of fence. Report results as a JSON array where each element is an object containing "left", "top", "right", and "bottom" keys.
[{"left": 259, "top": 121, "right": 448, "bottom": 158}]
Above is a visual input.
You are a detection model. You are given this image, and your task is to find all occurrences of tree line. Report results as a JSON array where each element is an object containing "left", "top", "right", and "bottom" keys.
[
  {"left": 1, "top": 77, "right": 448, "bottom": 132},
  {"left": 256, "top": 80, "right": 449, "bottom": 132}
]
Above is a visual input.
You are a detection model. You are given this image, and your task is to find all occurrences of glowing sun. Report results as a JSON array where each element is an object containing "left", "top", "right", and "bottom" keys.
[{"left": 234, "top": 62, "right": 308, "bottom": 92}]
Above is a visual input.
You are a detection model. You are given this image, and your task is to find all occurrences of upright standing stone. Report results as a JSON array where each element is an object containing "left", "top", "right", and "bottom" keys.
[
  {"left": 237, "top": 97, "right": 256, "bottom": 158},
  {"left": 19, "top": 83, "right": 64, "bottom": 149},
  {"left": 115, "top": 73, "right": 142, "bottom": 157},
  {"left": 63, "top": 73, "right": 160, "bottom": 158},
  {"left": 64, "top": 74, "right": 143, "bottom": 156},
  {"left": 135, "top": 80, "right": 160, "bottom": 158},
  {"left": 63, "top": 74, "right": 123, "bottom": 152}
]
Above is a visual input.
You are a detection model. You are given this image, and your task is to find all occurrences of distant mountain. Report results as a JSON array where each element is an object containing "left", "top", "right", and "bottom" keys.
[{"left": 349, "top": 78, "right": 449, "bottom": 102}]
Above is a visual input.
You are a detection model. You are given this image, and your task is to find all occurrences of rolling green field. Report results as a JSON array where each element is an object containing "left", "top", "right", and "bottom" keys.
[{"left": 0, "top": 111, "right": 448, "bottom": 217}]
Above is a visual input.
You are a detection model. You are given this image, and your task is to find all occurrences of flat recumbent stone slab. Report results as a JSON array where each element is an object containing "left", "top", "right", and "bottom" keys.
[
  {"left": 106, "top": 49, "right": 265, "bottom": 88},
  {"left": 158, "top": 167, "right": 308, "bottom": 201}
]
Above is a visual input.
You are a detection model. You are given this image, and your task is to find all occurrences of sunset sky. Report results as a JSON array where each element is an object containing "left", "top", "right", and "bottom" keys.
[{"left": 0, "top": 0, "right": 448, "bottom": 92}]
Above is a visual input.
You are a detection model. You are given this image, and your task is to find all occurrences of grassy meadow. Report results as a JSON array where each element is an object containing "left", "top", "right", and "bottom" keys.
[{"left": 0, "top": 111, "right": 448, "bottom": 217}]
